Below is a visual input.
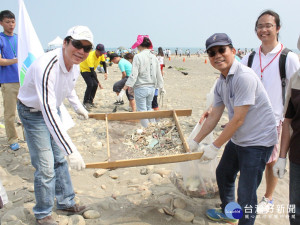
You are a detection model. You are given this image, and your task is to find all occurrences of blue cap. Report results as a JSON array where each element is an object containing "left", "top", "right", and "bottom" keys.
[{"left": 205, "top": 33, "right": 232, "bottom": 51}]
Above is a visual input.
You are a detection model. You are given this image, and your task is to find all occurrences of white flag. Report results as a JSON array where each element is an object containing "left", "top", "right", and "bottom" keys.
[
  {"left": 17, "top": 0, "right": 75, "bottom": 130},
  {"left": 18, "top": 0, "right": 44, "bottom": 86}
]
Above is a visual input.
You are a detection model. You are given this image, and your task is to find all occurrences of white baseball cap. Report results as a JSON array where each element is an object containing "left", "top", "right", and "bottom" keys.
[{"left": 66, "top": 26, "right": 94, "bottom": 46}]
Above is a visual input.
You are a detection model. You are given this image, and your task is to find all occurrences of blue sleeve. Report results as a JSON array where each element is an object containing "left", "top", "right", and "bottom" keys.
[
  {"left": 118, "top": 61, "right": 125, "bottom": 72},
  {"left": 0, "top": 37, "right": 3, "bottom": 55}
]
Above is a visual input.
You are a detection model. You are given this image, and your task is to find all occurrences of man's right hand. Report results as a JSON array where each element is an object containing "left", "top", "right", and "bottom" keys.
[
  {"left": 273, "top": 158, "right": 287, "bottom": 179},
  {"left": 67, "top": 151, "right": 85, "bottom": 171},
  {"left": 188, "top": 139, "right": 200, "bottom": 152}
]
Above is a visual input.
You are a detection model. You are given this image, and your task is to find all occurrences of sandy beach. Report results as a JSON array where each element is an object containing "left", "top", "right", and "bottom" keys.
[{"left": 0, "top": 55, "right": 291, "bottom": 225}]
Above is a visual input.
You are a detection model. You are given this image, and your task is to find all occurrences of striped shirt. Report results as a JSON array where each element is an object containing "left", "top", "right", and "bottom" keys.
[{"left": 18, "top": 48, "right": 82, "bottom": 155}]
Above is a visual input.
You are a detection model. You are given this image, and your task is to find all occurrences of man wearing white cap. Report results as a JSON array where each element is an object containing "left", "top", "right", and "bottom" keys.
[
  {"left": 17, "top": 26, "right": 92, "bottom": 225},
  {"left": 273, "top": 35, "right": 300, "bottom": 225}
]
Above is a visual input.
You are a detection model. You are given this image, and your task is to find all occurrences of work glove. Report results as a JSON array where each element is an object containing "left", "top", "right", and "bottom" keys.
[
  {"left": 117, "top": 89, "right": 125, "bottom": 102},
  {"left": 160, "top": 88, "right": 166, "bottom": 96},
  {"left": 273, "top": 157, "right": 287, "bottom": 179},
  {"left": 188, "top": 139, "right": 200, "bottom": 152},
  {"left": 201, "top": 143, "right": 220, "bottom": 161},
  {"left": 76, "top": 106, "right": 89, "bottom": 120},
  {"left": 67, "top": 151, "right": 86, "bottom": 171}
]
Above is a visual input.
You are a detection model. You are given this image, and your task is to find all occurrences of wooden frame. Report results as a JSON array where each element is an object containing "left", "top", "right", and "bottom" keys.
[{"left": 86, "top": 109, "right": 203, "bottom": 169}]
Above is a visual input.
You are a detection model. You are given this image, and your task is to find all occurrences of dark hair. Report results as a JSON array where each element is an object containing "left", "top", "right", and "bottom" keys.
[
  {"left": 64, "top": 36, "right": 72, "bottom": 44},
  {"left": 255, "top": 10, "right": 280, "bottom": 40},
  {"left": 140, "top": 37, "right": 152, "bottom": 48},
  {"left": 0, "top": 10, "right": 15, "bottom": 21},
  {"left": 158, "top": 47, "right": 164, "bottom": 56},
  {"left": 228, "top": 44, "right": 234, "bottom": 49},
  {"left": 124, "top": 53, "right": 134, "bottom": 60}
]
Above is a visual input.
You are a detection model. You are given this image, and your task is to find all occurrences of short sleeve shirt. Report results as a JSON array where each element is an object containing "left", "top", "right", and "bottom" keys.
[
  {"left": 213, "top": 60, "right": 277, "bottom": 147},
  {"left": 241, "top": 43, "right": 300, "bottom": 125},
  {"left": 118, "top": 58, "right": 132, "bottom": 77},
  {"left": 80, "top": 50, "right": 104, "bottom": 72},
  {"left": 0, "top": 33, "right": 19, "bottom": 83}
]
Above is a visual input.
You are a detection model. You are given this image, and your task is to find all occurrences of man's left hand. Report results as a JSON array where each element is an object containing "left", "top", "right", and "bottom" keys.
[{"left": 201, "top": 143, "right": 220, "bottom": 161}]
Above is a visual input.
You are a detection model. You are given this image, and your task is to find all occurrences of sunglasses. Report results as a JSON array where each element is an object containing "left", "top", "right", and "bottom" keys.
[
  {"left": 70, "top": 39, "right": 93, "bottom": 53},
  {"left": 207, "top": 46, "right": 228, "bottom": 57}
]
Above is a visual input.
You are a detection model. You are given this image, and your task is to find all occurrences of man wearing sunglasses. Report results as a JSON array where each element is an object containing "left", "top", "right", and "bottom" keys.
[
  {"left": 80, "top": 43, "right": 107, "bottom": 111},
  {"left": 188, "top": 33, "right": 277, "bottom": 225},
  {"left": 17, "top": 26, "right": 92, "bottom": 225}
]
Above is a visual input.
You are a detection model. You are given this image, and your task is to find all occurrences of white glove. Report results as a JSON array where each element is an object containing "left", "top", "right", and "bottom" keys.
[
  {"left": 160, "top": 88, "right": 166, "bottom": 96},
  {"left": 201, "top": 143, "right": 220, "bottom": 161},
  {"left": 76, "top": 106, "right": 89, "bottom": 120},
  {"left": 188, "top": 139, "right": 200, "bottom": 152},
  {"left": 273, "top": 157, "right": 287, "bottom": 179},
  {"left": 67, "top": 151, "right": 86, "bottom": 171},
  {"left": 117, "top": 89, "right": 125, "bottom": 102}
]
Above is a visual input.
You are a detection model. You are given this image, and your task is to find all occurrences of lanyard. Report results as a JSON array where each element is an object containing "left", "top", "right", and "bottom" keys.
[
  {"left": 3, "top": 33, "right": 17, "bottom": 58},
  {"left": 259, "top": 44, "right": 283, "bottom": 81}
]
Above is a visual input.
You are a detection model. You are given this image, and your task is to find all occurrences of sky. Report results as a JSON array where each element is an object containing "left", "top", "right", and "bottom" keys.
[{"left": 1, "top": 0, "right": 300, "bottom": 51}]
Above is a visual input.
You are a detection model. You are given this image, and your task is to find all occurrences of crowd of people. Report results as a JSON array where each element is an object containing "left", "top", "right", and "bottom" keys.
[{"left": 0, "top": 8, "right": 299, "bottom": 225}]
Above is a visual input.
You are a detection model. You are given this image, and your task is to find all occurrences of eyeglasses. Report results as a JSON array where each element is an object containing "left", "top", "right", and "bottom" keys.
[
  {"left": 256, "top": 23, "right": 275, "bottom": 30},
  {"left": 207, "top": 46, "right": 228, "bottom": 57},
  {"left": 70, "top": 39, "right": 93, "bottom": 53}
]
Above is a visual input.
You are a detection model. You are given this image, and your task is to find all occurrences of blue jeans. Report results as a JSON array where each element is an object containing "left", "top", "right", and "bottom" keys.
[
  {"left": 290, "top": 162, "right": 300, "bottom": 225},
  {"left": 134, "top": 86, "right": 155, "bottom": 127},
  {"left": 17, "top": 101, "right": 75, "bottom": 219},
  {"left": 216, "top": 140, "right": 273, "bottom": 225}
]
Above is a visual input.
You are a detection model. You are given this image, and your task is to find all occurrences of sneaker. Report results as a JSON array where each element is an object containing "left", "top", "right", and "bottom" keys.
[
  {"left": 114, "top": 100, "right": 124, "bottom": 105},
  {"left": 206, "top": 208, "right": 239, "bottom": 224},
  {"left": 83, "top": 103, "right": 92, "bottom": 111},
  {"left": 36, "top": 215, "right": 58, "bottom": 225},
  {"left": 10, "top": 143, "right": 20, "bottom": 151},
  {"left": 90, "top": 103, "right": 97, "bottom": 108},
  {"left": 256, "top": 196, "right": 274, "bottom": 214}
]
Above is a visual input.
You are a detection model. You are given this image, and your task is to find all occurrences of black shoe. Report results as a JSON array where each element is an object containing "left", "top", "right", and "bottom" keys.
[{"left": 114, "top": 100, "right": 124, "bottom": 105}]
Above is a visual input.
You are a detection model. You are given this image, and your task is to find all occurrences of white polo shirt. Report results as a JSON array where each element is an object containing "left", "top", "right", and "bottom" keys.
[
  {"left": 18, "top": 48, "right": 82, "bottom": 155},
  {"left": 241, "top": 43, "right": 300, "bottom": 125}
]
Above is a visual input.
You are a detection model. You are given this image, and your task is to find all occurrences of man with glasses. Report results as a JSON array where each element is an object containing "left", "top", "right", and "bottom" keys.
[
  {"left": 241, "top": 10, "right": 300, "bottom": 214},
  {"left": 17, "top": 26, "right": 92, "bottom": 225},
  {"left": 80, "top": 43, "right": 107, "bottom": 111},
  {"left": 188, "top": 33, "right": 277, "bottom": 225}
]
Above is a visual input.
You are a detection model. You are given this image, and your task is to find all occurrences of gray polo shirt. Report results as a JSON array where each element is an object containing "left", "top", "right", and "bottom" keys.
[{"left": 213, "top": 60, "right": 277, "bottom": 147}]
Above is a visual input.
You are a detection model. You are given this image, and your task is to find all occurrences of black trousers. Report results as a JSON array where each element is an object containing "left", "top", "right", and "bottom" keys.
[{"left": 81, "top": 72, "right": 98, "bottom": 104}]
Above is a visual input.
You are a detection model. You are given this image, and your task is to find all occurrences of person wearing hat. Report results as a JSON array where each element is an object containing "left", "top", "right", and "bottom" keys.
[
  {"left": 80, "top": 43, "right": 107, "bottom": 111},
  {"left": 17, "top": 26, "right": 92, "bottom": 225},
  {"left": 273, "top": 35, "right": 300, "bottom": 225},
  {"left": 110, "top": 52, "right": 136, "bottom": 112},
  {"left": 188, "top": 33, "right": 277, "bottom": 225},
  {"left": 120, "top": 35, "right": 164, "bottom": 127}
]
